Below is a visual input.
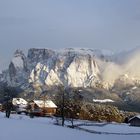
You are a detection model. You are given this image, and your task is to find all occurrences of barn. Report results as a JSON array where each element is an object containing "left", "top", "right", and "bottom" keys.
[
  {"left": 128, "top": 115, "right": 140, "bottom": 127},
  {"left": 29, "top": 100, "right": 57, "bottom": 116}
]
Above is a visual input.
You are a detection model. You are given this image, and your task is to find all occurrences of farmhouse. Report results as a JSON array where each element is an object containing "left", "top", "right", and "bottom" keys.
[
  {"left": 29, "top": 100, "right": 57, "bottom": 116},
  {"left": 12, "top": 98, "right": 28, "bottom": 107},
  {"left": 12, "top": 98, "right": 28, "bottom": 114},
  {"left": 128, "top": 115, "right": 140, "bottom": 127}
]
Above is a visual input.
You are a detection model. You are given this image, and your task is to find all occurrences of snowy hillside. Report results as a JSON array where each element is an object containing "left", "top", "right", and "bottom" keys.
[{"left": 0, "top": 113, "right": 140, "bottom": 140}]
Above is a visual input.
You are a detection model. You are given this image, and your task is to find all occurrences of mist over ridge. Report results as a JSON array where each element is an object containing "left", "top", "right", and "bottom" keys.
[{"left": 100, "top": 48, "right": 140, "bottom": 86}]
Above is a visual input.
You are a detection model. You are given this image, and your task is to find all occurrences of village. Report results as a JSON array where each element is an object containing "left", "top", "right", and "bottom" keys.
[
  {"left": 0, "top": 98, "right": 57, "bottom": 117},
  {"left": 0, "top": 97, "right": 140, "bottom": 128}
]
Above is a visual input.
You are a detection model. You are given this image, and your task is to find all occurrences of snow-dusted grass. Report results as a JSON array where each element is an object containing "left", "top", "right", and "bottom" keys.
[
  {"left": 80, "top": 123, "right": 140, "bottom": 134},
  {"left": 0, "top": 112, "right": 140, "bottom": 140}
]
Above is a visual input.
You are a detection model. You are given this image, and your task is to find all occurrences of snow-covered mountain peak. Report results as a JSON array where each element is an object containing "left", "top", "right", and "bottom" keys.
[
  {"left": 11, "top": 49, "right": 27, "bottom": 69},
  {"left": 27, "top": 48, "right": 100, "bottom": 88},
  {"left": 1, "top": 47, "right": 140, "bottom": 89}
]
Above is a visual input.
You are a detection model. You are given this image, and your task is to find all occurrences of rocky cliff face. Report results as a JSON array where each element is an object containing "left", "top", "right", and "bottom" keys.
[
  {"left": 28, "top": 48, "right": 100, "bottom": 87},
  {"left": 2, "top": 50, "right": 28, "bottom": 86},
  {"left": 1, "top": 48, "right": 140, "bottom": 90},
  {"left": 1, "top": 48, "right": 100, "bottom": 88}
]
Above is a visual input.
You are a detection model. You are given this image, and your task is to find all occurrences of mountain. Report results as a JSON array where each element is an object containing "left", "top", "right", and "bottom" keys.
[
  {"left": 1, "top": 47, "right": 140, "bottom": 89},
  {"left": 1, "top": 47, "right": 140, "bottom": 112},
  {"left": 0, "top": 48, "right": 101, "bottom": 88}
]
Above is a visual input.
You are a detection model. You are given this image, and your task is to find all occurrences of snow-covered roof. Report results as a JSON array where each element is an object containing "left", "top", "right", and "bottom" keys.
[
  {"left": 93, "top": 99, "right": 114, "bottom": 103},
  {"left": 129, "top": 115, "right": 140, "bottom": 122},
  {"left": 12, "top": 98, "right": 28, "bottom": 106},
  {"left": 34, "top": 100, "right": 57, "bottom": 108}
]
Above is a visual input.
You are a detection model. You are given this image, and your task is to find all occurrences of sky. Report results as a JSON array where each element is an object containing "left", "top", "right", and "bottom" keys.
[{"left": 0, "top": 0, "right": 140, "bottom": 70}]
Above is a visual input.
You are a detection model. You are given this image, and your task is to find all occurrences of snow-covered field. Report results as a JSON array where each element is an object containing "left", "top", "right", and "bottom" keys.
[{"left": 0, "top": 112, "right": 140, "bottom": 140}]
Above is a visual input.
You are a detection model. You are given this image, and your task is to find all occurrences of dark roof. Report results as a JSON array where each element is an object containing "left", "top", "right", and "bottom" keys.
[{"left": 128, "top": 115, "right": 140, "bottom": 122}]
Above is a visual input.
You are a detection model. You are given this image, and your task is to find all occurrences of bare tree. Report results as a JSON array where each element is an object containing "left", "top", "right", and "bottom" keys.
[{"left": 54, "top": 86, "right": 83, "bottom": 127}]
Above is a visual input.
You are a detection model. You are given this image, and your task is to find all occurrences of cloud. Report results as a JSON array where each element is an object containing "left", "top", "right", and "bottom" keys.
[{"left": 101, "top": 49, "right": 140, "bottom": 85}]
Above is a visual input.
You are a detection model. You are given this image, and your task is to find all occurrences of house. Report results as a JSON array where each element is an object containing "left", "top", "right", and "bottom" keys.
[
  {"left": 12, "top": 98, "right": 28, "bottom": 114},
  {"left": 28, "top": 100, "right": 57, "bottom": 116},
  {"left": 128, "top": 115, "right": 140, "bottom": 127},
  {"left": 12, "top": 98, "right": 28, "bottom": 106}
]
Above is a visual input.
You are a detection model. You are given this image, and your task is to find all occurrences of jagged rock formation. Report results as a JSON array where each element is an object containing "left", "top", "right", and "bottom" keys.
[
  {"left": 1, "top": 47, "right": 140, "bottom": 90},
  {"left": 0, "top": 48, "right": 100, "bottom": 88}
]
